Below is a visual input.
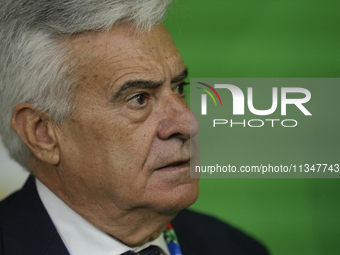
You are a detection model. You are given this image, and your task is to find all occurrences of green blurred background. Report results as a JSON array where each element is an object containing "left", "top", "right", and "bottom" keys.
[{"left": 164, "top": 1, "right": 340, "bottom": 254}]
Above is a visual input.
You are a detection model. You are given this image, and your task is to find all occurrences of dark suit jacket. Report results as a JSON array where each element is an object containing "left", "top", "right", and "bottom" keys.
[{"left": 0, "top": 176, "right": 269, "bottom": 255}]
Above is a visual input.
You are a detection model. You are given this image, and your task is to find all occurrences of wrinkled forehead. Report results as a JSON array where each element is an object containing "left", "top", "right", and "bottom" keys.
[{"left": 67, "top": 23, "right": 183, "bottom": 83}]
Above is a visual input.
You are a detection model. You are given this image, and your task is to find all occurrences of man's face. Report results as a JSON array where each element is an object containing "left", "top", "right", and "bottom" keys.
[{"left": 56, "top": 24, "right": 200, "bottom": 215}]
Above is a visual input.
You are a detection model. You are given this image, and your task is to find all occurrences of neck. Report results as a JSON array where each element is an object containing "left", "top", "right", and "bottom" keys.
[
  {"left": 61, "top": 194, "right": 176, "bottom": 247},
  {"left": 34, "top": 166, "right": 177, "bottom": 247}
]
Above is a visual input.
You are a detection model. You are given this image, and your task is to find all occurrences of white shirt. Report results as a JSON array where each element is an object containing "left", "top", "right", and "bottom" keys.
[{"left": 36, "top": 179, "right": 170, "bottom": 255}]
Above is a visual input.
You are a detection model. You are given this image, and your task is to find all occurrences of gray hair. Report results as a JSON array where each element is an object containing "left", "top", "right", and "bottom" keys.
[{"left": 0, "top": 0, "right": 173, "bottom": 168}]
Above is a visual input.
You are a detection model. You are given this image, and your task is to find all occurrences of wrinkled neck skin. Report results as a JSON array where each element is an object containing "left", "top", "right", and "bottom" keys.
[{"left": 31, "top": 160, "right": 177, "bottom": 247}]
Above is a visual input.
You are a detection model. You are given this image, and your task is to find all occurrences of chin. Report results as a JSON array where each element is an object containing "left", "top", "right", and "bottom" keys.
[{"left": 151, "top": 181, "right": 200, "bottom": 215}]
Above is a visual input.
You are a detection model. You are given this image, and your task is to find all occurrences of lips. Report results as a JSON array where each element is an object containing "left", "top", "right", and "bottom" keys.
[{"left": 155, "top": 159, "right": 190, "bottom": 170}]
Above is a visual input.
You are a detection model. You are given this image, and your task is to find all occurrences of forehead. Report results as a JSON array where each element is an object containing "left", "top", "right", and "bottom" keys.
[{"left": 68, "top": 24, "right": 185, "bottom": 87}]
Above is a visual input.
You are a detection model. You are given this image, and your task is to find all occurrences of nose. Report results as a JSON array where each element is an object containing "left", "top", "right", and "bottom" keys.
[{"left": 157, "top": 92, "right": 200, "bottom": 141}]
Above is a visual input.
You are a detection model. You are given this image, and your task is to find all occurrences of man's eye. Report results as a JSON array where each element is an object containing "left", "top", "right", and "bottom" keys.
[
  {"left": 128, "top": 93, "right": 148, "bottom": 108},
  {"left": 174, "top": 82, "right": 189, "bottom": 97},
  {"left": 136, "top": 94, "right": 146, "bottom": 105}
]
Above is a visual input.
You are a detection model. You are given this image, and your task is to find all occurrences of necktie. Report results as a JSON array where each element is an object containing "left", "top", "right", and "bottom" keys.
[
  {"left": 122, "top": 223, "right": 182, "bottom": 255},
  {"left": 122, "top": 245, "right": 161, "bottom": 255}
]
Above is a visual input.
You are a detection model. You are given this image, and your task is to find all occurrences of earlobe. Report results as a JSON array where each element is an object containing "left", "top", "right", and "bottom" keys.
[{"left": 11, "top": 103, "right": 60, "bottom": 165}]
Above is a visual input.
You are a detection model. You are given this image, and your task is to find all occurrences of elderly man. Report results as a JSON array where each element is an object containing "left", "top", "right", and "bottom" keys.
[{"left": 0, "top": 0, "right": 269, "bottom": 254}]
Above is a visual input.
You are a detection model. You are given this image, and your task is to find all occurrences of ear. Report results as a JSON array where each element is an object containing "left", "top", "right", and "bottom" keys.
[{"left": 11, "top": 103, "right": 60, "bottom": 165}]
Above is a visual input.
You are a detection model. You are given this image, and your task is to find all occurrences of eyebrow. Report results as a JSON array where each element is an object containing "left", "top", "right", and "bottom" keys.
[
  {"left": 110, "top": 68, "right": 188, "bottom": 102},
  {"left": 171, "top": 68, "right": 188, "bottom": 83}
]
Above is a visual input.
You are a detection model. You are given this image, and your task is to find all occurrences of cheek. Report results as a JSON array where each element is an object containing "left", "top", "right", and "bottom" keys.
[
  {"left": 57, "top": 102, "right": 162, "bottom": 205},
  {"left": 64, "top": 110, "right": 159, "bottom": 175}
]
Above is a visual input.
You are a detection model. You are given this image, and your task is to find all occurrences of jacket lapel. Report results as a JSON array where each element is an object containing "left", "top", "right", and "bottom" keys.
[{"left": 2, "top": 175, "right": 69, "bottom": 255}]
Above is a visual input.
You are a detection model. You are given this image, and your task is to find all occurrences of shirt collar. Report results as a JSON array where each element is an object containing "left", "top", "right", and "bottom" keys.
[{"left": 36, "top": 178, "right": 170, "bottom": 255}]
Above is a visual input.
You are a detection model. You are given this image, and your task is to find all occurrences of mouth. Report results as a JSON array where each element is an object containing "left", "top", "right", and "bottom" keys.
[{"left": 155, "top": 159, "right": 190, "bottom": 171}]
